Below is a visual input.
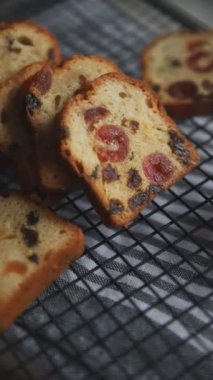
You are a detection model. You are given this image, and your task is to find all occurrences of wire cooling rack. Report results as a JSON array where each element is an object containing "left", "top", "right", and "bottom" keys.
[{"left": 0, "top": 0, "right": 213, "bottom": 379}]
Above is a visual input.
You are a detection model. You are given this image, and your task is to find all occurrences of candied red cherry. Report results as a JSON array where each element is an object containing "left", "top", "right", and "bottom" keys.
[
  {"left": 95, "top": 125, "right": 129, "bottom": 162},
  {"left": 187, "top": 51, "right": 213, "bottom": 73},
  {"left": 142, "top": 152, "right": 174, "bottom": 184},
  {"left": 167, "top": 80, "right": 198, "bottom": 99}
]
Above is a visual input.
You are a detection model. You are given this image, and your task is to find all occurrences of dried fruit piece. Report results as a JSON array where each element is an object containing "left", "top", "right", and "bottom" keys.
[
  {"left": 167, "top": 80, "right": 198, "bottom": 99},
  {"left": 28, "top": 253, "right": 39, "bottom": 264},
  {"left": 84, "top": 106, "right": 109, "bottom": 130},
  {"left": 91, "top": 165, "right": 100, "bottom": 179},
  {"left": 128, "top": 191, "right": 148, "bottom": 211},
  {"left": 149, "top": 184, "right": 163, "bottom": 194},
  {"left": 54, "top": 94, "right": 61, "bottom": 109},
  {"left": 187, "top": 51, "right": 213, "bottom": 73},
  {"left": 142, "top": 152, "right": 174, "bottom": 184},
  {"left": 170, "top": 59, "right": 181, "bottom": 67},
  {"left": 25, "top": 93, "right": 41, "bottom": 111},
  {"left": 168, "top": 130, "right": 189, "bottom": 164},
  {"left": 102, "top": 163, "right": 119, "bottom": 182},
  {"left": 20, "top": 226, "right": 38, "bottom": 247},
  {"left": 187, "top": 40, "right": 207, "bottom": 52},
  {"left": 129, "top": 120, "right": 139, "bottom": 132},
  {"left": 26, "top": 211, "right": 39, "bottom": 226},
  {"left": 33, "top": 67, "right": 52, "bottom": 95},
  {"left": 95, "top": 125, "right": 129, "bottom": 163},
  {"left": 109, "top": 199, "right": 124, "bottom": 214},
  {"left": 127, "top": 168, "right": 142, "bottom": 189},
  {"left": 4, "top": 261, "right": 27, "bottom": 275}
]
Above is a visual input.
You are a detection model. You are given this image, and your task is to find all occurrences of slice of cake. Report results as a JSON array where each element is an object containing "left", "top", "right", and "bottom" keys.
[
  {"left": 0, "top": 20, "right": 61, "bottom": 84},
  {"left": 141, "top": 31, "right": 213, "bottom": 118},
  {"left": 59, "top": 72, "right": 200, "bottom": 227},
  {"left": 0, "top": 191, "right": 84, "bottom": 331}
]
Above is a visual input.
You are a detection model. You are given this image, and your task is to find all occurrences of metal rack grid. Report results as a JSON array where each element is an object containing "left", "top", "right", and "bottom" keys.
[{"left": 0, "top": 0, "right": 212, "bottom": 379}]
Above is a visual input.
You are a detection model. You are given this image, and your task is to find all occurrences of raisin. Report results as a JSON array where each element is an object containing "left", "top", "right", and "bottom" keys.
[
  {"left": 48, "top": 48, "right": 55, "bottom": 60},
  {"left": 4, "top": 261, "right": 27, "bottom": 275},
  {"left": 25, "top": 93, "right": 41, "bottom": 111},
  {"left": 102, "top": 164, "right": 119, "bottom": 182},
  {"left": 26, "top": 211, "right": 39, "bottom": 226},
  {"left": 20, "top": 227, "right": 38, "bottom": 247},
  {"left": 129, "top": 152, "right": 134, "bottom": 160},
  {"left": 109, "top": 199, "right": 124, "bottom": 214},
  {"left": 28, "top": 253, "right": 39, "bottom": 264},
  {"left": 54, "top": 94, "right": 61, "bottom": 109},
  {"left": 127, "top": 168, "right": 142, "bottom": 189},
  {"left": 119, "top": 92, "right": 127, "bottom": 98},
  {"left": 128, "top": 192, "right": 148, "bottom": 211},
  {"left": 149, "top": 184, "right": 163, "bottom": 194},
  {"left": 168, "top": 130, "right": 189, "bottom": 164},
  {"left": 91, "top": 165, "right": 100, "bottom": 179},
  {"left": 170, "top": 59, "right": 181, "bottom": 67},
  {"left": 34, "top": 67, "right": 52, "bottom": 95},
  {"left": 129, "top": 120, "right": 139, "bottom": 133}
]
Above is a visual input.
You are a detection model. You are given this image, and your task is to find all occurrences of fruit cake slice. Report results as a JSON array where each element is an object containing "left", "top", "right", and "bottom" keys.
[
  {"left": 59, "top": 72, "right": 200, "bottom": 227},
  {"left": 24, "top": 55, "right": 121, "bottom": 193},
  {"left": 0, "top": 20, "right": 61, "bottom": 84},
  {"left": 0, "top": 62, "right": 45, "bottom": 191},
  {"left": 0, "top": 191, "right": 84, "bottom": 331},
  {"left": 141, "top": 31, "right": 213, "bottom": 118}
]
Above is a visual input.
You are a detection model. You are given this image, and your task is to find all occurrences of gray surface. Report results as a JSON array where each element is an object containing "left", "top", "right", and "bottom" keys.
[
  {"left": 0, "top": 0, "right": 213, "bottom": 379},
  {"left": 161, "top": 0, "right": 213, "bottom": 28}
]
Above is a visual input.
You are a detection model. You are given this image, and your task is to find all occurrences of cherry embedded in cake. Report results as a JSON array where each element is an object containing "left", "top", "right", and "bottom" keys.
[{"left": 60, "top": 72, "right": 200, "bottom": 227}]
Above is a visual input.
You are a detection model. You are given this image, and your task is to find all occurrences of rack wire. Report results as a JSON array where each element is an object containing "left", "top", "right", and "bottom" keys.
[{"left": 0, "top": 0, "right": 212, "bottom": 379}]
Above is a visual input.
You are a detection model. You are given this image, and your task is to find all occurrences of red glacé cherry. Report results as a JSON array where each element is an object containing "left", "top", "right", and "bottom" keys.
[
  {"left": 95, "top": 125, "right": 129, "bottom": 162},
  {"left": 142, "top": 152, "right": 174, "bottom": 183},
  {"left": 167, "top": 80, "right": 198, "bottom": 99}
]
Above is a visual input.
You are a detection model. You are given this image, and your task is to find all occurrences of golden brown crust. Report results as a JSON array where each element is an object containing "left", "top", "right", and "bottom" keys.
[
  {"left": 0, "top": 192, "right": 84, "bottom": 331},
  {"left": 60, "top": 72, "right": 200, "bottom": 227},
  {"left": 141, "top": 30, "right": 213, "bottom": 118}
]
